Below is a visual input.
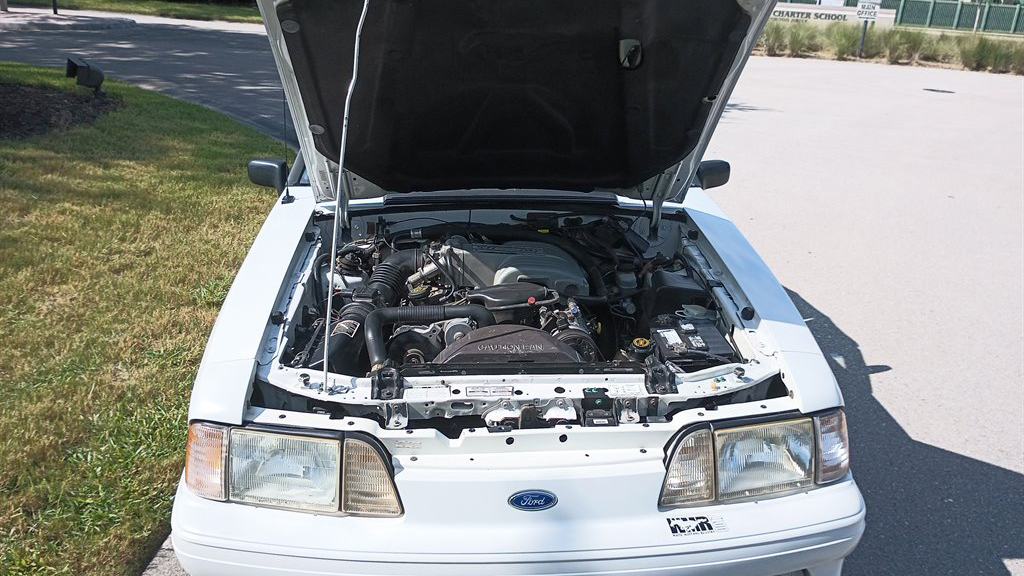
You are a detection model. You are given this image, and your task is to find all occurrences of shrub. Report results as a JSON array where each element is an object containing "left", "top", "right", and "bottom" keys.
[
  {"left": 787, "top": 22, "right": 821, "bottom": 57},
  {"left": 957, "top": 34, "right": 996, "bottom": 71},
  {"left": 900, "top": 30, "right": 926, "bottom": 62},
  {"left": 919, "top": 33, "right": 957, "bottom": 63},
  {"left": 883, "top": 29, "right": 926, "bottom": 64},
  {"left": 1009, "top": 42, "right": 1024, "bottom": 75},
  {"left": 827, "top": 22, "right": 862, "bottom": 60},
  {"left": 988, "top": 40, "right": 1012, "bottom": 73},
  {"left": 763, "top": 21, "right": 787, "bottom": 56}
]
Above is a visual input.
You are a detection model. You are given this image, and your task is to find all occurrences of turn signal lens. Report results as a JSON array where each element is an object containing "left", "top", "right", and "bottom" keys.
[
  {"left": 185, "top": 422, "right": 227, "bottom": 501},
  {"left": 716, "top": 418, "right": 815, "bottom": 501},
  {"left": 815, "top": 410, "right": 850, "bottom": 484},
  {"left": 342, "top": 438, "right": 402, "bottom": 517},
  {"left": 660, "top": 428, "right": 715, "bottom": 507}
]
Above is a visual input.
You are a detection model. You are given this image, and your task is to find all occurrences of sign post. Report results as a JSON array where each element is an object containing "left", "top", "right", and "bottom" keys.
[
  {"left": 856, "top": 0, "right": 880, "bottom": 57},
  {"left": 1, "top": 0, "right": 9, "bottom": 13}
]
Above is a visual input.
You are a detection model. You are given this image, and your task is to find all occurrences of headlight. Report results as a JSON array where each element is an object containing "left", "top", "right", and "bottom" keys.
[
  {"left": 184, "top": 423, "right": 403, "bottom": 517},
  {"left": 715, "top": 419, "right": 814, "bottom": 501},
  {"left": 229, "top": 429, "right": 341, "bottom": 513},
  {"left": 660, "top": 410, "right": 850, "bottom": 508}
]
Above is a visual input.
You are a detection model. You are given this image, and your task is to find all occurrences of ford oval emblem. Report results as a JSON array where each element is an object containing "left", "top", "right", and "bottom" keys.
[{"left": 508, "top": 490, "right": 558, "bottom": 511}]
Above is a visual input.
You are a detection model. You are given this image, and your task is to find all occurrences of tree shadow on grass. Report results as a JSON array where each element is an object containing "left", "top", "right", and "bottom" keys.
[{"left": 786, "top": 289, "right": 1023, "bottom": 576}]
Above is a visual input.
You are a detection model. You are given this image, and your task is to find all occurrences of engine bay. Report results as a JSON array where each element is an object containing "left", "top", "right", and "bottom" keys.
[{"left": 255, "top": 208, "right": 785, "bottom": 433}]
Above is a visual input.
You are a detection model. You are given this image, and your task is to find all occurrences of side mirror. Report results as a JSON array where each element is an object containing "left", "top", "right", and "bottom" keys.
[
  {"left": 696, "top": 160, "right": 730, "bottom": 190},
  {"left": 248, "top": 158, "right": 288, "bottom": 193}
]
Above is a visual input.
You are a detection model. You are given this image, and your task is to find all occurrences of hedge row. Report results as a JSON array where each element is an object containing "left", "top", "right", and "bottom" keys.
[{"left": 760, "top": 21, "right": 1024, "bottom": 74}]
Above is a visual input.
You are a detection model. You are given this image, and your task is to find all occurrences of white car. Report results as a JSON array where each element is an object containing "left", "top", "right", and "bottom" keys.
[{"left": 170, "top": 0, "right": 865, "bottom": 574}]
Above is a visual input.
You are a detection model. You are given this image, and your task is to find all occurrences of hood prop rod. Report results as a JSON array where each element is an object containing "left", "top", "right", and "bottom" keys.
[{"left": 322, "top": 0, "right": 373, "bottom": 393}]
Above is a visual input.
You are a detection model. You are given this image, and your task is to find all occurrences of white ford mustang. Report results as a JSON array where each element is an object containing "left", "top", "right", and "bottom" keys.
[{"left": 170, "top": 0, "right": 865, "bottom": 574}]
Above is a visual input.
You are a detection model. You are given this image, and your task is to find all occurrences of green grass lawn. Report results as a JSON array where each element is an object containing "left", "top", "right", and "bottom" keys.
[
  {"left": 14, "top": 0, "right": 262, "bottom": 23},
  {"left": 0, "top": 61, "right": 279, "bottom": 575}
]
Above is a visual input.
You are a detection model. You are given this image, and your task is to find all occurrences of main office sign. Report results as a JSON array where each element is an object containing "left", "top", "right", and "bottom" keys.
[{"left": 857, "top": 0, "right": 881, "bottom": 21}]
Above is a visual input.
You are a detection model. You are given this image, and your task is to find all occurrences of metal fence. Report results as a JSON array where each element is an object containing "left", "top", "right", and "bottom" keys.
[
  {"left": 775, "top": 0, "right": 1024, "bottom": 33},
  {"left": 776, "top": 0, "right": 903, "bottom": 10},
  {"left": 895, "top": 0, "right": 1024, "bottom": 33}
]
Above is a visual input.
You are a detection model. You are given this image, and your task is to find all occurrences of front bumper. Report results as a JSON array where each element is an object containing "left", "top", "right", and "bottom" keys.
[{"left": 171, "top": 472, "right": 865, "bottom": 576}]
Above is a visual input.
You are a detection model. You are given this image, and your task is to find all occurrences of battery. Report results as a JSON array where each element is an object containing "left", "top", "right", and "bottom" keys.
[{"left": 649, "top": 315, "right": 734, "bottom": 368}]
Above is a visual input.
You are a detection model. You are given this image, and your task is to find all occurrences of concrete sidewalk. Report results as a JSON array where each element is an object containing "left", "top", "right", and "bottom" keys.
[{"left": 4, "top": 5, "right": 262, "bottom": 31}]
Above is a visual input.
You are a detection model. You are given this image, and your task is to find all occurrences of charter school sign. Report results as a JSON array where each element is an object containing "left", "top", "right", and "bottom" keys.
[
  {"left": 770, "top": 3, "right": 895, "bottom": 26},
  {"left": 772, "top": 7, "right": 851, "bottom": 22}
]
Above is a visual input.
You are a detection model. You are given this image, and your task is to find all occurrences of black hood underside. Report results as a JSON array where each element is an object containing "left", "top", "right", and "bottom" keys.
[{"left": 277, "top": 0, "right": 751, "bottom": 193}]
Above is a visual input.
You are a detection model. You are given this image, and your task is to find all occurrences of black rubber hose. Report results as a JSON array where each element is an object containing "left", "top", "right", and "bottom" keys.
[
  {"left": 321, "top": 249, "right": 421, "bottom": 372},
  {"left": 364, "top": 249, "right": 422, "bottom": 304},
  {"left": 404, "top": 225, "right": 609, "bottom": 299},
  {"left": 365, "top": 305, "right": 496, "bottom": 370},
  {"left": 323, "top": 300, "right": 375, "bottom": 373}
]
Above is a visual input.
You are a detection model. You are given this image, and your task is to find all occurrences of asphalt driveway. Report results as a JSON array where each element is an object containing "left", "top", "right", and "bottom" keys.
[
  {"left": 0, "top": 11, "right": 295, "bottom": 147},
  {"left": 2, "top": 12, "right": 1021, "bottom": 576}
]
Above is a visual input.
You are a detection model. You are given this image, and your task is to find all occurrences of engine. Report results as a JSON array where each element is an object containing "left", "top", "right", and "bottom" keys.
[
  {"left": 283, "top": 217, "right": 738, "bottom": 399},
  {"left": 390, "top": 286, "right": 601, "bottom": 367}
]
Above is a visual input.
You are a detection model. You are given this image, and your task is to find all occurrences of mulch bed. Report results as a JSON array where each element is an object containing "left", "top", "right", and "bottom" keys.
[{"left": 0, "top": 83, "right": 121, "bottom": 140}]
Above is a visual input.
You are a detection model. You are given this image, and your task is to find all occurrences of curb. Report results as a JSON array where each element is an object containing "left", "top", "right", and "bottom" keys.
[
  {"left": 141, "top": 536, "right": 186, "bottom": 576},
  {"left": 0, "top": 15, "right": 136, "bottom": 31}
]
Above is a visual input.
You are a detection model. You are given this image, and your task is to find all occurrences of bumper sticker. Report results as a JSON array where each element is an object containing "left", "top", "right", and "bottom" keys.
[{"left": 666, "top": 515, "right": 728, "bottom": 537}]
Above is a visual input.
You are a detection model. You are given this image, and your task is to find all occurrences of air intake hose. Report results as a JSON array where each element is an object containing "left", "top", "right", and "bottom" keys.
[
  {"left": 365, "top": 305, "right": 496, "bottom": 370},
  {"left": 325, "top": 249, "right": 423, "bottom": 372},
  {"left": 363, "top": 249, "right": 421, "bottom": 305}
]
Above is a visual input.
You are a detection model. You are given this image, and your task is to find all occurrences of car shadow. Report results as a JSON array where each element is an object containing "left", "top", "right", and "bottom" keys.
[{"left": 786, "top": 289, "right": 1023, "bottom": 575}]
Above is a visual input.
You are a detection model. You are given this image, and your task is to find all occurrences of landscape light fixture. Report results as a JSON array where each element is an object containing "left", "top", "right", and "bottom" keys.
[{"left": 65, "top": 57, "right": 105, "bottom": 95}]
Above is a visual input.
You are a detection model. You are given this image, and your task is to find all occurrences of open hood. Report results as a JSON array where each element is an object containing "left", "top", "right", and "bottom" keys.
[{"left": 256, "top": 0, "right": 775, "bottom": 213}]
